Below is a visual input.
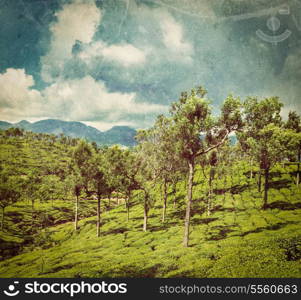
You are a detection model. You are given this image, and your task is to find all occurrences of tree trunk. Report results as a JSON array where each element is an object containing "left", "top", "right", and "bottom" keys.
[
  {"left": 262, "top": 168, "right": 269, "bottom": 209},
  {"left": 297, "top": 148, "right": 301, "bottom": 186},
  {"left": 126, "top": 202, "right": 130, "bottom": 222},
  {"left": 74, "top": 195, "right": 79, "bottom": 230},
  {"left": 97, "top": 195, "right": 101, "bottom": 237},
  {"left": 1, "top": 207, "right": 4, "bottom": 231},
  {"left": 172, "top": 182, "right": 177, "bottom": 208},
  {"left": 108, "top": 193, "right": 111, "bottom": 209},
  {"left": 162, "top": 179, "right": 167, "bottom": 223},
  {"left": 126, "top": 191, "right": 130, "bottom": 222},
  {"left": 207, "top": 168, "right": 214, "bottom": 216},
  {"left": 183, "top": 160, "right": 194, "bottom": 247},
  {"left": 143, "top": 197, "right": 148, "bottom": 232},
  {"left": 258, "top": 170, "right": 262, "bottom": 192},
  {"left": 207, "top": 185, "right": 211, "bottom": 216}
]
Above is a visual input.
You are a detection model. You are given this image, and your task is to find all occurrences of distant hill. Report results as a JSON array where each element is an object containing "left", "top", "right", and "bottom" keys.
[{"left": 0, "top": 119, "right": 137, "bottom": 146}]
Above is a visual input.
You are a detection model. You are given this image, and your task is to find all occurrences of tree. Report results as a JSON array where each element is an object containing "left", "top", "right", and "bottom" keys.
[
  {"left": 136, "top": 115, "right": 186, "bottom": 223},
  {"left": 5, "top": 127, "right": 24, "bottom": 137},
  {"left": 38, "top": 175, "right": 63, "bottom": 207},
  {"left": 24, "top": 172, "right": 41, "bottom": 210},
  {"left": 106, "top": 148, "right": 140, "bottom": 222},
  {"left": 90, "top": 153, "right": 109, "bottom": 237},
  {"left": 207, "top": 150, "right": 218, "bottom": 216},
  {"left": 71, "top": 141, "right": 93, "bottom": 230},
  {"left": 285, "top": 111, "right": 301, "bottom": 186},
  {"left": 135, "top": 149, "right": 155, "bottom": 232},
  {"left": 72, "top": 141, "right": 94, "bottom": 193},
  {"left": 168, "top": 88, "right": 242, "bottom": 246},
  {"left": 240, "top": 97, "right": 298, "bottom": 209},
  {"left": 101, "top": 146, "right": 126, "bottom": 209}
]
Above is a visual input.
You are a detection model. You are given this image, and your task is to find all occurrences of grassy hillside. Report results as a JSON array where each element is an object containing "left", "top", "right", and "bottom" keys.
[{"left": 0, "top": 132, "right": 301, "bottom": 277}]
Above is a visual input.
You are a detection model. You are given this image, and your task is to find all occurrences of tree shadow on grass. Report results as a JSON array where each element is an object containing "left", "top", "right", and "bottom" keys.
[
  {"left": 103, "top": 227, "right": 128, "bottom": 236},
  {"left": 148, "top": 221, "right": 179, "bottom": 232},
  {"left": 268, "top": 179, "right": 291, "bottom": 190},
  {"left": 131, "top": 216, "right": 144, "bottom": 221},
  {"left": 191, "top": 217, "right": 218, "bottom": 226},
  {"left": 193, "top": 179, "right": 204, "bottom": 186},
  {"left": 84, "top": 220, "right": 105, "bottom": 226},
  {"left": 266, "top": 201, "right": 301, "bottom": 210},
  {"left": 212, "top": 184, "right": 249, "bottom": 195},
  {"left": 240, "top": 220, "right": 300, "bottom": 237},
  {"left": 229, "top": 184, "right": 250, "bottom": 194},
  {"left": 52, "top": 206, "right": 72, "bottom": 213},
  {"left": 191, "top": 207, "right": 206, "bottom": 217},
  {"left": 169, "top": 209, "right": 186, "bottom": 219},
  {"left": 269, "top": 171, "right": 285, "bottom": 178},
  {"left": 206, "top": 226, "right": 235, "bottom": 241},
  {"left": 211, "top": 204, "right": 246, "bottom": 213}
]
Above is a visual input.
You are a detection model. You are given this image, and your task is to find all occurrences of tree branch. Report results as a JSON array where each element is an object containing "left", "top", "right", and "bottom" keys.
[{"left": 196, "top": 129, "right": 230, "bottom": 157}]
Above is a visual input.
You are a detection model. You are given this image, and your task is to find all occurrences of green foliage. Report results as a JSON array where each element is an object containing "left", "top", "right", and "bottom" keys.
[{"left": 0, "top": 90, "right": 301, "bottom": 278}]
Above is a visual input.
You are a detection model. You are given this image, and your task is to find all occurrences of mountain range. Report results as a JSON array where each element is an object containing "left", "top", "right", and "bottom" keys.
[{"left": 0, "top": 119, "right": 137, "bottom": 146}]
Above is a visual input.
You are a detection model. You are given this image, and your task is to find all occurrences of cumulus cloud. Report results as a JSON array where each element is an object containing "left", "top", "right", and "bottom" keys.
[
  {"left": 0, "top": 69, "right": 44, "bottom": 119},
  {"left": 78, "top": 41, "right": 146, "bottom": 67},
  {"left": 0, "top": 68, "right": 167, "bottom": 127},
  {"left": 42, "top": 75, "right": 167, "bottom": 120},
  {"left": 102, "top": 44, "right": 146, "bottom": 66},
  {"left": 159, "top": 12, "right": 194, "bottom": 62},
  {"left": 2, "top": 0, "right": 300, "bottom": 130},
  {"left": 41, "top": 0, "right": 101, "bottom": 82}
]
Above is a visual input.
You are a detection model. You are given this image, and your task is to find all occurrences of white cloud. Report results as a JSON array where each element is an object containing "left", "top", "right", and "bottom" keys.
[
  {"left": 159, "top": 12, "right": 193, "bottom": 62},
  {"left": 78, "top": 41, "right": 146, "bottom": 67},
  {"left": 43, "top": 75, "right": 166, "bottom": 120},
  {"left": 102, "top": 44, "right": 146, "bottom": 66},
  {"left": 41, "top": 0, "right": 101, "bottom": 82},
  {"left": 0, "top": 69, "right": 44, "bottom": 120},
  {"left": 0, "top": 69, "right": 167, "bottom": 125}
]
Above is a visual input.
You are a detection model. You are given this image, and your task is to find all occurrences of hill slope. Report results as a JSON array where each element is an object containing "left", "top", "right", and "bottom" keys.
[
  {"left": 1, "top": 178, "right": 301, "bottom": 278},
  {"left": 0, "top": 119, "right": 137, "bottom": 146},
  {"left": 0, "top": 134, "right": 300, "bottom": 278}
]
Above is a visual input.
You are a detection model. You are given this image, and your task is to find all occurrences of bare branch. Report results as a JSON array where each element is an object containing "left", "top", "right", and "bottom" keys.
[{"left": 196, "top": 129, "right": 230, "bottom": 157}]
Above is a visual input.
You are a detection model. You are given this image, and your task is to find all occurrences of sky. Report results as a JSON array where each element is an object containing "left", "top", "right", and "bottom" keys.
[{"left": 0, "top": 0, "right": 300, "bottom": 131}]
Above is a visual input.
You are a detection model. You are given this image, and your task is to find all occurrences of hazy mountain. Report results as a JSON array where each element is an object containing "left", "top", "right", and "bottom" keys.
[
  {"left": 0, "top": 121, "right": 11, "bottom": 130},
  {"left": 0, "top": 119, "right": 137, "bottom": 146}
]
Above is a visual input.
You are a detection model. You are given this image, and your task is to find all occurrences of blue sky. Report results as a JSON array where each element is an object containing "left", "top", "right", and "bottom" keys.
[{"left": 0, "top": 0, "right": 300, "bottom": 130}]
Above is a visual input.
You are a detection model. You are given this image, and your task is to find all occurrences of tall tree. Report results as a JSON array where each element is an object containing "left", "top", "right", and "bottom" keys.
[
  {"left": 90, "top": 152, "right": 109, "bottom": 237},
  {"left": 24, "top": 172, "right": 41, "bottom": 210},
  {"left": 116, "top": 149, "right": 140, "bottom": 222},
  {"left": 240, "top": 97, "right": 298, "bottom": 209},
  {"left": 38, "top": 175, "right": 63, "bottom": 207},
  {"left": 136, "top": 115, "right": 186, "bottom": 223},
  {"left": 135, "top": 149, "right": 155, "bottom": 232},
  {"left": 285, "top": 111, "right": 301, "bottom": 186},
  {"left": 168, "top": 88, "right": 242, "bottom": 246},
  {"left": 102, "top": 146, "right": 126, "bottom": 209},
  {"left": 72, "top": 141, "right": 94, "bottom": 193}
]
